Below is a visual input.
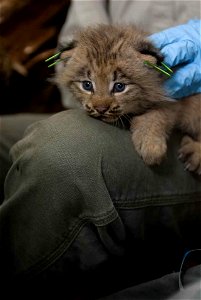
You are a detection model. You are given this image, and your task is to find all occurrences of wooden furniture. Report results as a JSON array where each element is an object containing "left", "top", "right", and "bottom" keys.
[{"left": 0, "top": 0, "right": 70, "bottom": 114}]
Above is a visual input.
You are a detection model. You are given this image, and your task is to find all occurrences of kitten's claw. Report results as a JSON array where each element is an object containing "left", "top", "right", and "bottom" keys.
[
  {"left": 179, "top": 135, "right": 201, "bottom": 175},
  {"left": 178, "top": 153, "right": 183, "bottom": 160},
  {"left": 184, "top": 163, "right": 191, "bottom": 171}
]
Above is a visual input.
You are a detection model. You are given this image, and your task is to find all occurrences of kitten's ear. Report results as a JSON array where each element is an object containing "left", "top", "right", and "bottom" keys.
[
  {"left": 137, "top": 39, "right": 164, "bottom": 65},
  {"left": 58, "top": 39, "right": 78, "bottom": 61}
]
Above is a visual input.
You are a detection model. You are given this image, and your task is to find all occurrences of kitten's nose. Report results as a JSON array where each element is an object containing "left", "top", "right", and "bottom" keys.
[{"left": 94, "top": 105, "right": 109, "bottom": 114}]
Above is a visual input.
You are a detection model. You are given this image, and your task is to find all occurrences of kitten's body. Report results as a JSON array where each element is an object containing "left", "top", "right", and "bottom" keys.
[{"left": 56, "top": 24, "right": 201, "bottom": 174}]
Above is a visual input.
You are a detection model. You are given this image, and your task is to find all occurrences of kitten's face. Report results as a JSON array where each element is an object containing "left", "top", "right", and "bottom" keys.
[
  {"left": 56, "top": 25, "right": 168, "bottom": 122},
  {"left": 65, "top": 58, "right": 146, "bottom": 123}
]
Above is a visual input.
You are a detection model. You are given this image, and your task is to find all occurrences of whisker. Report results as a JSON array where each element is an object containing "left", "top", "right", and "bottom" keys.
[
  {"left": 115, "top": 119, "right": 120, "bottom": 128},
  {"left": 126, "top": 114, "right": 132, "bottom": 123},
  {"left": 119, "top": 116, "right": 125, "bottom": 129},
  {"left": 114, "top": 120, "right": 118, "bottom": 128},
  {"left": 122, "top": 114, "right": 132, "bottom": 126}
]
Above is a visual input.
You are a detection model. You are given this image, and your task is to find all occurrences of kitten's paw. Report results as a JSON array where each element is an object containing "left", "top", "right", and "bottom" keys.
[
  {"left": 178, "top": 135, "right": 201, "bottom": 175},
  {"left": 132, "top": 133, "right": 167, "bottom": 166}
]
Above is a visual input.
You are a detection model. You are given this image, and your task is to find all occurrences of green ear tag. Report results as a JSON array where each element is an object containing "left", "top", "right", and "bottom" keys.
[
  {"left": 45, "top": 51, "right": 62, "bottom": 67},
  {"left": 144, "top": 61, "right": 173, "bottom": 78}
]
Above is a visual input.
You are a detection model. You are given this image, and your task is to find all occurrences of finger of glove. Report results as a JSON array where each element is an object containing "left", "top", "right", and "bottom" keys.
[
  {"left": 161, "top": 40, "right": 197, "bottom": 67},
  {"left": 149, "top": 26, "right": 186, "bottom": 49},
  {"left": 149, "top": 20, "right": 201, "bottom": 49},
  {"left": 164, "top": 63, "right": 201, "bottom": 99},
  {"left": 187, "top": 19, "right": 201, "bottom": 31}
]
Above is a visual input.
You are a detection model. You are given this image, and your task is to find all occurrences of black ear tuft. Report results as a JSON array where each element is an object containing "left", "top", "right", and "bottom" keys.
[
  {"left": 138, "top": 40, "right": 164, "bottom": 65},
  {"left": 56, "top": 39, "right": 78, "bottom": 62},
  {"left": 58, "top": 40, "right": 77, "bottom": 53}
]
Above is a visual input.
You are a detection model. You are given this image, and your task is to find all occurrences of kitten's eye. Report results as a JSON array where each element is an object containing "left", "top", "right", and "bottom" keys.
[
  {"left": 113, "top": 82, "right": 126, "bottom": 93},
  {"left": 82, "top": 81, "right": 93, "bottom": 92}
]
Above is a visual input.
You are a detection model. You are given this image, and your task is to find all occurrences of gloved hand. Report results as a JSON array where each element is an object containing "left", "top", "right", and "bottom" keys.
[{"left": 149, "top": 19, "right": 201, "bottom": 99}]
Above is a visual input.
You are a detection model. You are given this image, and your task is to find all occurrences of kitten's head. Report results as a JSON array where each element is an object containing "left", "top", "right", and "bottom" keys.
[{"left": 56, "top": 24, "right": 170, "bottom": 122}]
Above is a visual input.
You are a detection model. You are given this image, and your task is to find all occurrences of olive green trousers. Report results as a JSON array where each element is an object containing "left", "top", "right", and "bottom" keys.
[{"left": 0, "top": 110, "right": 200, "bottom": 299}]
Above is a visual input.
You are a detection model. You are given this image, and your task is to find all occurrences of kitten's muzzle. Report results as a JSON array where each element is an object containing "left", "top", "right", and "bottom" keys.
[
  {"left": 93, "top": 104, "right": 121, "bottom": 115},
  {"left": 85, "top": 103, "right": 122, "bottom": 122},
  {"left": 93, "top": 104, "right": 110, "bottom": 114}
]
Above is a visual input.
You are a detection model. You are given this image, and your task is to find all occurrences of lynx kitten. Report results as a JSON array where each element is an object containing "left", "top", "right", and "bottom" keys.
[{"left": 56, "top": 24, "right": 201, "bottom": 175}]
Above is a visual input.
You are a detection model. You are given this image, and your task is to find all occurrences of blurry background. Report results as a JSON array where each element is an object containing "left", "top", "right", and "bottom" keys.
[{"left": 0, "top": 0, "right": 71, "bottom": 114}]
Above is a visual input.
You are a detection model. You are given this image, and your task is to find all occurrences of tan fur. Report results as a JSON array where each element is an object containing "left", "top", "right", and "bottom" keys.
[{"left": 56, "top": 24, "right": 201, "bottom": 175}]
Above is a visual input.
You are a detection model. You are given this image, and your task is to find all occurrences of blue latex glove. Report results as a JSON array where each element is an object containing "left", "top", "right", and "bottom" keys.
[{"left": 149, "top": 19, "right": 201, "bottom": 99}]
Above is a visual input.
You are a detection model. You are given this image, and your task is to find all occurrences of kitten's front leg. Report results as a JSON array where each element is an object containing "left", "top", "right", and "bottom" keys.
[
  {"left": 177, "top": 95, "right": 201, "bottom": 175},
  {"left": 179, "top": 135, "right": 201, "bottom": 175},
  {"left": 130, "top": 108, "right": 175, "bottom": 166}
]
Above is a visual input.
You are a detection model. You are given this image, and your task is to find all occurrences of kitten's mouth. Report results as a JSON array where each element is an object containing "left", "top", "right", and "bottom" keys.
[
  {"left": 89, "top": 113, "right": 119, "bottom": 123},
  {"left": 96, "top": 113, "right": 133, "bottom": 127},
  {"left": 87, "top": 112, "right": 119, "bottom": 123},
  {"left": 87, "top": 111, "right": 133, "bottom": 128},
  {"left": 100, "top": 115, "right": 119, "bottom": 123},
  {"left": 91, "top": 111, "right": 120, "bottom": 122}
]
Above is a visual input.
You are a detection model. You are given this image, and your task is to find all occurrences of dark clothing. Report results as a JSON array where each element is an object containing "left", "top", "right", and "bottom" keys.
[{"left": 0, "top": 110, "right": 200, "bottom": 299}]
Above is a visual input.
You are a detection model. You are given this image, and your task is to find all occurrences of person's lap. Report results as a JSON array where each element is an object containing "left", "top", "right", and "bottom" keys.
[
  {"left": 0, "top": 113, "right": 49, "bottom": 202},
  {"left": 0, "top": 109, "right": 200, "bottom": 298}
]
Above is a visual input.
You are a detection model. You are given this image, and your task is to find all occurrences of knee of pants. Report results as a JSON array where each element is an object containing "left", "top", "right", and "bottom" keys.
[
  {"left": 0, "top": 113, "right": 48, "bottom": 201},
  {"left": 4, "top": 109, "right": 120, "bottom": 225},
  {"left": 1, "top": 110, "right": 120, "bottom": 279},
  {"left": 5, "top": 110, "right": 108, "bottom": 195}
]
